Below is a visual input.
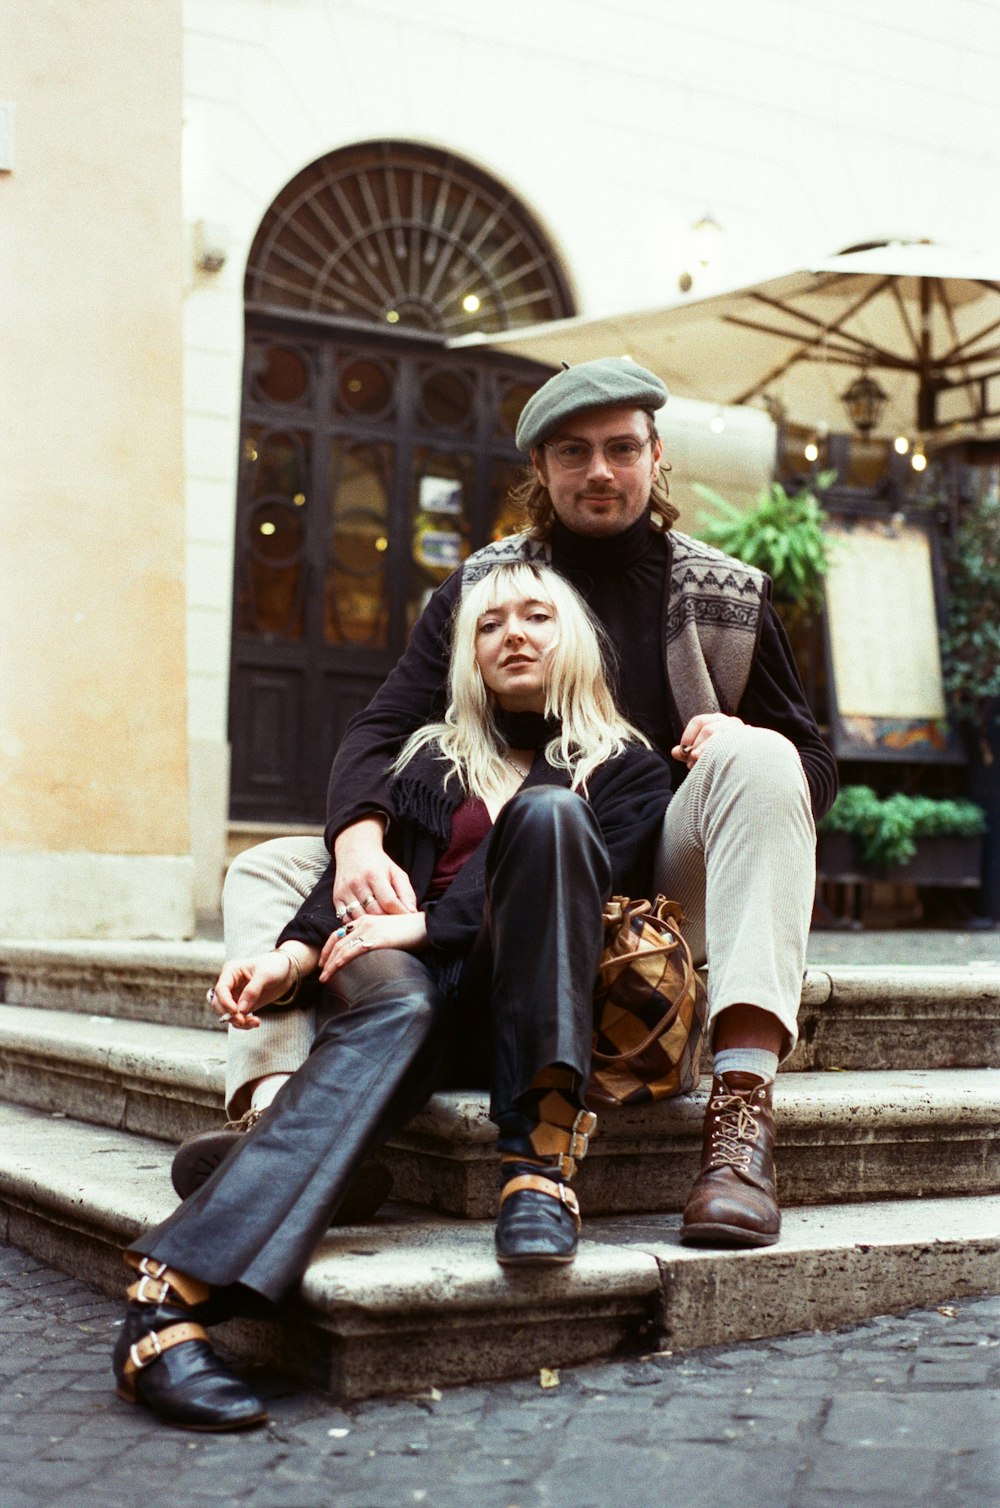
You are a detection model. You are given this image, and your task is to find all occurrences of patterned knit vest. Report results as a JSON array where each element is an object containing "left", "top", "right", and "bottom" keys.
[{"left": 460, "top": 526, "right": 768, "bottom": 727}]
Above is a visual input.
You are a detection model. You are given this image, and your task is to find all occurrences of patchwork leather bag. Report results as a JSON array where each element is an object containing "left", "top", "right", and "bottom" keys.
[{"left": 588, "top": 895, "right": 707, "bottom": 1109}]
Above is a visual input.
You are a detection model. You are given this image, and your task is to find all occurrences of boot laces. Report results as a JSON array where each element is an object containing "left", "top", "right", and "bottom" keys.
[
  {"left": 223, "top": 1106, "right": 264, "bottom": 1133},
  {"left": 706, "top": 1093, "right": 760, "bottom": 1171}
]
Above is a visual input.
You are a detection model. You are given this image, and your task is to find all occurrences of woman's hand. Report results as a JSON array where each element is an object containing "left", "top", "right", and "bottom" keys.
[
  {"left": 671, "top": 712, "right": 745, "bottom": 770},
  {"left": 332, "top": 817, "right": 418, "bottom": 921},
  {"left": 208, "top": 944, "right": 319, "bottom": 1030},
  {"left": 318, "top": 912, "right": 429, "bottom": 982}
]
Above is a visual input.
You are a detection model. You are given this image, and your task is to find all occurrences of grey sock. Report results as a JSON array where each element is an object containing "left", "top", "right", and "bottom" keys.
[{"left": 713, "top": 1047, "right": 779, "bottom": 1083}]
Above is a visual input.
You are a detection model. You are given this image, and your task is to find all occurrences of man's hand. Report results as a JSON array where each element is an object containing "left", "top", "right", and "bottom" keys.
[
  {"left": 208, "top": 943, "right": 319, "bottom": 1030},
  {"left": 671, "top": 712, "right": 746, "bottom": 770},
  {"left": 332, "top": 815, "right": 418, "bottom": 920},
  {"left": 318, "top": 912, "right": 429, "bottom": 982}
]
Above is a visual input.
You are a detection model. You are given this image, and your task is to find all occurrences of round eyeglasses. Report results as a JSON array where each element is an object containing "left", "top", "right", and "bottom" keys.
[{"left": 542, "top": 437, "right": 650, "bottom": 471}]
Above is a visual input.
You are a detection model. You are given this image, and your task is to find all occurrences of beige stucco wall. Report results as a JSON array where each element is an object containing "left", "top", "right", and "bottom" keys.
[{"left": 0, "top": 1, "right": 194, "bottom": 936}]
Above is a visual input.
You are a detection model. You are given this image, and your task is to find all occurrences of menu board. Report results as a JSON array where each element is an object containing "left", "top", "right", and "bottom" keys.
[{"left": 822, "top": 516, "right": 963, "bottom": 763}]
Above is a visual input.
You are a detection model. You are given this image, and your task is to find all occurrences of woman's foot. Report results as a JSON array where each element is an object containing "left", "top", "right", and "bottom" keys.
[
  {"left": 112, "top": 1259, "right": 267, "bottom": 1431},
  {"left": 171, "top": 1116, "right": 393, "bottom": 1224},
  {"left": 494, "top": 1166, "right": 581, "bottom": 1267}
]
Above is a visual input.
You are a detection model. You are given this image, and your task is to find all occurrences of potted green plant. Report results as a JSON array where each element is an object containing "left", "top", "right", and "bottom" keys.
[
  {"left": 693, "top": 472, "right": 835, "bottom": 633},
  {"left": 818, "top": 785, "right": 986, "bottom": 886}
]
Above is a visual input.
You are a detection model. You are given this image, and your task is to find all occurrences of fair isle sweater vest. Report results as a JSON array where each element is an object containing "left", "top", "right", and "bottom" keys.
[{"left": 460, "top": 527, "right": 769, "bottom": 727}]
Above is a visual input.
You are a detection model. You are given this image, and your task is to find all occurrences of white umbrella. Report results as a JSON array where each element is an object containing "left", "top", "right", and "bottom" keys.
[{"left": 451, "top": 242, "right": 1000, "bottom": 443}]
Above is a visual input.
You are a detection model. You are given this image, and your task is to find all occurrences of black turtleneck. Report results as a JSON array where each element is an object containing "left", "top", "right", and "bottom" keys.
[
  {"left": 324, "top": 513, "right": 837, "bottom": 849},
  {"left": 549, "top": 509, "right": 675, "bottom": 755}
]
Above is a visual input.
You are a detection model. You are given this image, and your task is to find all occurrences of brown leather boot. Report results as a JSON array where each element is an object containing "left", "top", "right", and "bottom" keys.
[{"left": 681, "top": 1072, "right": 780, "bottom": 1247}]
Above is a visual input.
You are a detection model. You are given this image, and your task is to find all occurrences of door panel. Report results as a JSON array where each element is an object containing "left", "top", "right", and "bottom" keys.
[{"left": 229, "top": 666, "right": 306, "bottom": 821}]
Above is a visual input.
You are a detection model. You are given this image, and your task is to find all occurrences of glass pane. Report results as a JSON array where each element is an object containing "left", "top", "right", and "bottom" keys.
[
  {"left": 325, "top": 441, "right": 391, "bottom": 647},
  {"left": 236, "top": 426, "right": 309, "bottom": 638},
  {"left": 408, "top": 449, "right": 473, "bottom": 630},
  {"left": 496, "top": 380, "right": 537, "bottom": 438},
  {"left": 249, "top": 344, "right": 312, "bottom": 405},
  {"left": 419, "top": 366, "right": 474, "bottom": 430},
  {"left": 246, "top": 429, "right": 308, "bottom": 499},
  {"left": 335, "top": 357, "right": 396, "bottom": 418},
  {"left": 489, "top": 458, "right": 529, "bottom": 540}
]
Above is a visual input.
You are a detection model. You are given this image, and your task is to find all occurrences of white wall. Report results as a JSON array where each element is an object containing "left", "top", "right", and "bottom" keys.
[{"left": 180, "top": 0, "right": 1000, "bottom": 903}]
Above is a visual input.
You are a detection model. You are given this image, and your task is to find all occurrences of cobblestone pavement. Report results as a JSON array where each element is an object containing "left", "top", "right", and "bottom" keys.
[{"left": 2, "top": 1242, "right": 998, "bottom": 1508}]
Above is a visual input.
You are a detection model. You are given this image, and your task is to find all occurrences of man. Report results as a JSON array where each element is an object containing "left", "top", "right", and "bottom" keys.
[{"left": 193, "top": 357, "right": 836, "bottom": 1249}]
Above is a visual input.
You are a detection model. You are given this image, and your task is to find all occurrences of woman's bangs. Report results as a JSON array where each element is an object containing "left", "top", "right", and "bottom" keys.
[{"left": 473, "top": 563, "right": 555, "bottom": 621}]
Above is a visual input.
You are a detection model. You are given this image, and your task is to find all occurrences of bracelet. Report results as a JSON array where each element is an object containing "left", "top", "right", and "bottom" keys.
[{"left": 270, "top": 950, "right": 302, "bottom": 1006}]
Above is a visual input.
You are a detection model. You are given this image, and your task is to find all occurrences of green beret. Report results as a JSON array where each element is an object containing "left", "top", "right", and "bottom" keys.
[{"left": 515, "top": 357, "right": 669, "bottom": 452}]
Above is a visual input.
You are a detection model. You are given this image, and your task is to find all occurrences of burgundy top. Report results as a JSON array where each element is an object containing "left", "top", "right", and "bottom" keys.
[{"left": 426, "top": 796, "right": 493, "bottom": 899}]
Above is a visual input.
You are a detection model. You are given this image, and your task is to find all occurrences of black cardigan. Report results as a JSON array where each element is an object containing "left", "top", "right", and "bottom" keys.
[
  {"left": 323, "top": 520, "right": 837, "bottom": 852},
  {"left": 281, "top": 742, "right": 670, "bottom": 969}
]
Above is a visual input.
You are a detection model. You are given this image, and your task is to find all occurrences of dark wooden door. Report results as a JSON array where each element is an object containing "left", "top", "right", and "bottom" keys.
[{"left": 228, "top": 319, "right": 545, "bottom": 823}]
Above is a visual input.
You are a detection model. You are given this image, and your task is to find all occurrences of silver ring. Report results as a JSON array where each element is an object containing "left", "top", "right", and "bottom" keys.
[
  {"left": 356, "top": 936, "right": 368, "bottom": 949},
  {"left": 363, "top": 895, "right": 377, "bottom": 909},
  {"left": 218, "top": 1013, "right": 234, "bottom": 1026},
  {"left": 334, "top": 926, "right": 348, "bottom": 939},
  {"left": 206, "top": 988, "right": 216, "bottom": 1005},
  {"left": 344, "top": 902, "right": 361, "bottom": 917}
]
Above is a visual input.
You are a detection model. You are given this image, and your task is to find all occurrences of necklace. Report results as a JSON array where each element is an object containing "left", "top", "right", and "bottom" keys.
[{"left": 502, "top": 750, "right": 532, "bottom": 781}]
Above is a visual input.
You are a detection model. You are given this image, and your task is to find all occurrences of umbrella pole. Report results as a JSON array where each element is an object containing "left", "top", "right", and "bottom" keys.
[{"left": 917, "top": 276, "right": 936, "bottom": 431}]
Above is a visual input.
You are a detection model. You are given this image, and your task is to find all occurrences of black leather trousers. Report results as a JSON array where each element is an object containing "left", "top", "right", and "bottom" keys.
[{"left": 131, "top": 786, "right": 611, "bottom": 1303}]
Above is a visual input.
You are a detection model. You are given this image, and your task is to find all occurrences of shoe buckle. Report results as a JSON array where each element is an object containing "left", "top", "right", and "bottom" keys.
[
  {"left": 568, "top": 1108, "right": 597, "bottom": 1162},
  {"left": 135, "top": 1274, "right": 170, "bottom": 1304},
  {"left": 129, "top": 1329, "right": 163, "bottom": 1371},
  {"left": 557, "top": 1184, "right": 580, "bottom": 1216},
  {"left": 135, "top": 1257, "right": 171, "bottom": 1304}
]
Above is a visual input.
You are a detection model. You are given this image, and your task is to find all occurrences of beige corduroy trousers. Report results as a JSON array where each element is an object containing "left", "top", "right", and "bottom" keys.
[{"left": 220, "top": 724, "right": 815, "bottom": 1117}]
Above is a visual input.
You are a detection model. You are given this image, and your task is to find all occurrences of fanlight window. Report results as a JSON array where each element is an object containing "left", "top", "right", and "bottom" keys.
[{"left": 245, "top": 139, "right": 574, "bottom": 335}]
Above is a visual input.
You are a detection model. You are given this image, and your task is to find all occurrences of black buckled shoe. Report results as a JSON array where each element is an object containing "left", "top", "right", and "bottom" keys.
[
  {"left": 112, "top": 1259, "right": 267, "bottom": 1431},
  {"left": 495, "top": 1172, "right": 581, "bottom": 1267},
  {"left": 171, "top": 1113, "right": 393, "bottom": 1225}
]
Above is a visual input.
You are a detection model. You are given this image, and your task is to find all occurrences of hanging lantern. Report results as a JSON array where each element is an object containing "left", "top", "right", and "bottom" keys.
[{"left": 840, "top": 370, "right": 889, "bottom": 434}]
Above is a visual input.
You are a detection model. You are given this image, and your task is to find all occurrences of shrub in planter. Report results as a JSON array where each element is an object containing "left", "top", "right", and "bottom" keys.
[
  {"left": 693, "top": 472, "right": 835, "bottom": 633},
  {"left": 819, "top": 785, "right": 986, "bottom": 871}
]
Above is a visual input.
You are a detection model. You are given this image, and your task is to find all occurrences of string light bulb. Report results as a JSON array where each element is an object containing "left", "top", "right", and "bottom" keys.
[
  {"left": 893, "top": 436, "right": 910, "bottom": 455},
  {"left": 804, "top": 441, "right": 819, "bottom": 463},
  {"left": 911, "top": 445, "right": 928, "bottom": 473}
]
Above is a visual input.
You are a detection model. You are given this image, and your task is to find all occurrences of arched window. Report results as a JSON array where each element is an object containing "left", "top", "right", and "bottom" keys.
[{"left": 245, "top": 139, "right": 575, "bottom": 335}]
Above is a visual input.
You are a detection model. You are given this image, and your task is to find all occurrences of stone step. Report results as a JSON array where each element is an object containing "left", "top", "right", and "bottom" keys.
[
  {"left": 387, "top": 1070, "right": 1000, "bottom": 1218},
  {"left": 0, "top": 1004, "right": 996, "bottom": 1216},
  {"left": 0, "top": 940, "right": 225, "bottom": 1030},
  {"left": 1, "top": 1101, "right": 997, "bottom": 1402},
  {"left": 3, "top": 940, "right": 1000, "bottom": 1071}
]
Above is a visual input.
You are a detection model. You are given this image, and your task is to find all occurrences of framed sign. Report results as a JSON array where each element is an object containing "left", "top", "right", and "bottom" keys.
[{"left": 822, "top": 514, "right": 964, "bottom": 763}]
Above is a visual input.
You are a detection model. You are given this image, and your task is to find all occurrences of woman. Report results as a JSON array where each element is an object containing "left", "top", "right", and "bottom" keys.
[{"left": 113, "top": 562, "right": 669, "bottom": 1430}]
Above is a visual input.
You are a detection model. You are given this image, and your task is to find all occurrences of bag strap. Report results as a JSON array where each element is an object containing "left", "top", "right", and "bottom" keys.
[
  {"left": 592, "top": 924, "right": 698, "bottom": 1065},
  {"left": 596, "top": 904, "right": 679, "bottom": 987}
]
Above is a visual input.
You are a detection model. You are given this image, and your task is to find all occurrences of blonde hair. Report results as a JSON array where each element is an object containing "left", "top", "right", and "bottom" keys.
[
  {"left": 393, "top": 562, "right": 648, "bottom": 798},
  {"left": 508, "top": 416, "right": 678, "bottom": 540}
]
